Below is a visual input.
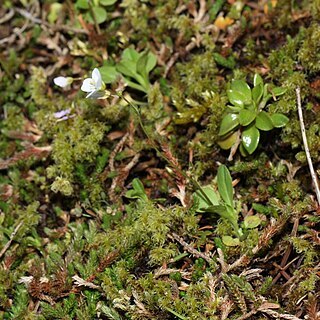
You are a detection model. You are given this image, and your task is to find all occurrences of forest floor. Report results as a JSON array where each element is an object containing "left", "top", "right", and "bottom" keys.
[{"left": 0, "top": 0, "right": 320, "bottom": 319}]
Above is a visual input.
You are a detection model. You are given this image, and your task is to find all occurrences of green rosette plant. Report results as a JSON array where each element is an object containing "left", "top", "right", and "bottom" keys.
[{"left": 217, "top": 74, "right": 289, "bottom": 156}]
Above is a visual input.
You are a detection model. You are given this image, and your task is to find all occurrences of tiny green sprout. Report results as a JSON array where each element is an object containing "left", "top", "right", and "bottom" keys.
[
  {"left": 217, "top": 74, "right": 289, "bottom": 156},
  {"left": 125, "top": 178, "right": 148, "bottom": 202}
]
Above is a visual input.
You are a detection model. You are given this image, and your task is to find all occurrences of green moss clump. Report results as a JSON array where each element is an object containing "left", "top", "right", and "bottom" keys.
[{"left": 298, "top": 23, "right": 320, "bottom": 73}]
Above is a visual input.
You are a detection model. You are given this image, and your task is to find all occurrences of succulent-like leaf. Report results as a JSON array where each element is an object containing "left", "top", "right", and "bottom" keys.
[
  {"left": 231, "top": 80, "right": 252, "bottom": 104},
  {"left": 217, "top": 131, "right": 239, "bottom": 150},
  {"left": 218, "top": 113, "right": 239, "bottom": 136},
  {"left": 271, "top": 113, "right": 289, "bottom": 128},
  {"left": 227, "top": 90, "right": 246, "bottom": 107},
  {"left": 239, "top": 109, "right": 256, "bottom": 126},
  {"left": 255, "top": 111, "right": 274, "bottom": 131},
  {"left": 241, "top": 125, "right": 260, "bottom": 154}
]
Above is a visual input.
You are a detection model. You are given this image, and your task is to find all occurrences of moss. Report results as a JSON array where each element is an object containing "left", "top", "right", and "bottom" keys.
[
  {"left": 46, "top": 117, "right": 110, "bottom": 199},
  {"left": 298, "top": 23, "right": 320, "bottom": 73},
  {"left": 3, "top": 1, "right": 320, "bottom": 318}
]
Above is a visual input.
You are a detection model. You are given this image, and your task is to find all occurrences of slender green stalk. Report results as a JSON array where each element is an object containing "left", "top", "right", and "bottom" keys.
[{"left": 88, "top": 0, "right": 101, "bottom": 34}]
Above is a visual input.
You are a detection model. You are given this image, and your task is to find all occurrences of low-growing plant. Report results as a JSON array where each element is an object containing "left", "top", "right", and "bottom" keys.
[
  {"left": 99, "top": 47, "right": 157, "bottom": 94},
  {"left": 217, "top": 74, "right": 289, "bottom": 156},
  {"left": 194, "top": 165, "right": 261, "bottom": 246},
  {"left": 75, "top": 0, "right": 118, "bottom": 25}
]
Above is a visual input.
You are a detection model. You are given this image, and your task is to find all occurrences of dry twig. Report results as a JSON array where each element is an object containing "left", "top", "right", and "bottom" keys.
[
  {"left": 296, "top": 87, "right": 320, "bottom": 206},
  {"left": 169, "top": 233, "right": 212, "bottom": 264},
  {"left": 0, "top": 221, "right": 23, "bottom": 259}
]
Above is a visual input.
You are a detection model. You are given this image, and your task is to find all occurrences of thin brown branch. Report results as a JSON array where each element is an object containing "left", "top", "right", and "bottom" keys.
[{"left": 169, "top": 233, "right": 212, "bottom": 264}]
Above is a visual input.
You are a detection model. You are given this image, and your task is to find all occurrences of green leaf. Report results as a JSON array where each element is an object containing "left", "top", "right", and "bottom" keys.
[
  {"left": 218, "top": 113, "right": 239, "bottom": 136},
  {"left": 217, "top": 165, "right": 234, "bottom": 207},
  {"left": 227, "top": 90, "right": 245, "bottom": 107},
  {"left": 122, "top": 47, "right": 140, "bottom": 62},
  {"left": 255, "top": 111, "right": 274, "bottom": 131},
  {"left": 253, "top": 73, "right": 263, "bottom": 87},
  {"left": 100, "top": 0, "right": 117, "bottom": 5},
  {"left": 271, "top": 113, "right": 289, "bottom": 128},
  {"left": 125, "top": 178, "right": 148, "bottom": 202},
  {"left": 261, "top": 83, "right": 272, "bottom": 106},
  {"left": 136, "top": 51, "right": 149, "bottom": 79},
  {"left": 231, "top": 80, "right": 252, "bottom": 103},
  {"left": 241, "top": 125, "right": 260, "bottom": 154},
  {"left": 217, "top": 131, "right": 239, "bottom": 150},
  {"left": 222, "top": 236, "right": 240, "bottom": 247},
  {"left": 226, "top": 104, "right": 242, "bottom": 113},
  {"left": 193, "top": 185, "right": 220, "bottom": 212},
  {"left": 146, "top": 52, "right": 157, "bottom": 74},
  {"left": 99, "top": 65, "right": 119, "bottom": 83},
  {"left": 239, "top": 142, "right": 249, "bottom": 157},
  {"left": 91, "top": 6, "right": 107, "bottom": 24},
  {"left": 239, "top": 109, "right": 256, "bottom": 126},
  {"left": 76, "top": 0, "right": 89, "bottom": 9},
  {"left": 271, "top": 87, "right": 287, "bottom": 96},
  {"left": 116, "top": 60, "right": 138, "bottom": 78},
  {"left": 252, "top": 83, "right": 263, "bottom": 104},
  {"left": 244, "top": 215, "right": 261, "bottom": 229}
]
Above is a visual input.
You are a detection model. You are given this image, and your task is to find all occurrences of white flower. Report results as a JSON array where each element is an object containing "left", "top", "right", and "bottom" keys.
[
  {"left": 81, "top": 68, "right": 104, "bottom": 98},
  {"left": 53, "top": 76, "right": 73, "bottom": 88}
]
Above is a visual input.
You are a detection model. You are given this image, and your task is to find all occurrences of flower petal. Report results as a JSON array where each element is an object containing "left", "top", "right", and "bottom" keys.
[
  {"left": 54, "top": 109, "right": 71, "bottom": 119},
  {"left": 53, "top": 76, "right": 69, "bottom": 88},
  {"left": 81, "top": 78, "right": 96, "bottom": 92},
  {"left": 92, "top": 68, "right": 102, "bottom": 90}
]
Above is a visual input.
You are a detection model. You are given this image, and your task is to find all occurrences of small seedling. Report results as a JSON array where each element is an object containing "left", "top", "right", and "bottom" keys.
[
  {"left": 125, "top": 178, "right": 148, "bottom": 202},
  {"left": 218, "top": 74, "right": 289, "bottom": 156},
  {"left": 194, "top": 165, "right": 261, "bottom": 245},
  {"left": 194, "top": 165, "right": 242, "bottom": 239}
]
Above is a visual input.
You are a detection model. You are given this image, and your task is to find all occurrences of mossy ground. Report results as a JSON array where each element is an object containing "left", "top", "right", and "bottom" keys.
[{"left": 0, "top": 0, "right": 320, "bottom": 319}]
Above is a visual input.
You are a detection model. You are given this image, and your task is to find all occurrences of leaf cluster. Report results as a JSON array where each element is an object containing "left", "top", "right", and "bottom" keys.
[
  {"left": 100, "top": 48, "right": 157, "bottom": 93},
  {"left": 218, "top": 74, "right": 288, "bottom": 155}
]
